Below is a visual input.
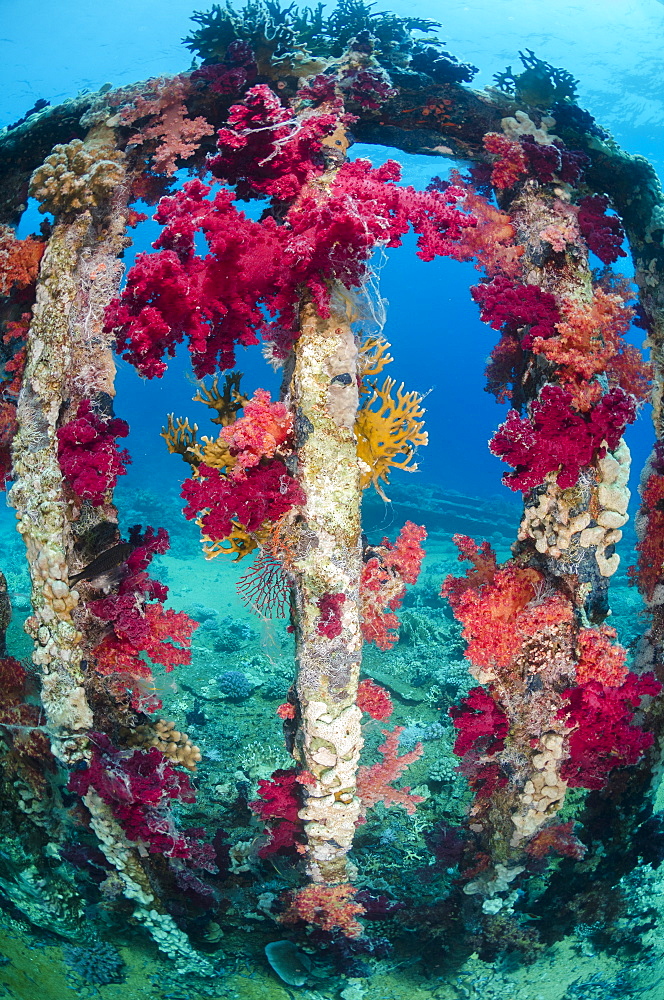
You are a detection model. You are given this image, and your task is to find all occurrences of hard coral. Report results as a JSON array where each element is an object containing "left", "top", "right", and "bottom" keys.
[
  {"left": 30, "top": 138, "right": 124, "bottom": 216},
  {"left": 355, "top": 376, "right": 427, "bottom": 498}
]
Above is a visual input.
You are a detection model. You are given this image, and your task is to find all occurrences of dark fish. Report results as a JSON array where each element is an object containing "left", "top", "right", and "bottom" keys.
[{"left": 69, "top": 542, "right": 135, "bottom": 584}]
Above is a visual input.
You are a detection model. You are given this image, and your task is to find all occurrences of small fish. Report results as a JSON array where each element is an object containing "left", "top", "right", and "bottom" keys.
[{"left": 69, "top": 541, "right": 135, "bottom": 584}]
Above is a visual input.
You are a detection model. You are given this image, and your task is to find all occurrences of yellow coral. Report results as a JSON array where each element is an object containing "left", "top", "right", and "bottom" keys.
[
  {"left": 192, "top": 371, "right": 247, "bottom": 426},
  {"left": 129, "top": 718, "right": 202, "bottom": 770},
  {"left": 199, "top": 520, "right": 264, "bottom": 561},
  {"left": 161, "top": 414, "right": 201, "bottom": 468},
  {"left": 355, "top": 376, "right": 428, "bottom": 499},
  {"left": 198, "top": 435, "right": 235, "bottom": 472},
  {"left": 29, "top": 137, "right": 125, "bottom": 216},
  {"left": 358, "top": 336, "right": 394, "bottom": 395}
]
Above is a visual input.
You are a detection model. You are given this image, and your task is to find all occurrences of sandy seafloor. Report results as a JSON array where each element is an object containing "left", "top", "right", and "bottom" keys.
[{"left": 0, "top": 471, "right": 662, "bottom": 1000}]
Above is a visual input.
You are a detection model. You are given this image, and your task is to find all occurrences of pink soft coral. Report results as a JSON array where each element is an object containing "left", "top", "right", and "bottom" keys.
[
  {"left": 220, "top": 388, "right": 293, "bottom": 471},
  {"left": 490, "top": 383, "right": 636, "bottom": 492},
  {"left": 57, "top": 400, "right": 130, "bottom": 505},
  {"left": 115, "top": 74, "right": 214, "bottom": 175}
]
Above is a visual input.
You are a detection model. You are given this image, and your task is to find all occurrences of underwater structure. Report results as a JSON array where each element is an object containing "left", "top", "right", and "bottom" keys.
[{"left": 1, "top": 1, "right": 664, "bottom": 995}]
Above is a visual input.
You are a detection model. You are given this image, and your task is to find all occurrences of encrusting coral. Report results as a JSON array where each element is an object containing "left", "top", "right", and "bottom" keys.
[{"left": 29, "top": 136, "right": 125, "bottom": 217}]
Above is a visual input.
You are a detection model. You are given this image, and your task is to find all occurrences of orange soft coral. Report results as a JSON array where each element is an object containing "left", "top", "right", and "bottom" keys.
[
  {"left": 447, "top": 564, "right": 541, "bottom": 673},
  {"left": 280, "top": 883, "right": 365, "bottom": 938},
  {"left": 575, "top": 626, "right": 628, "bottom": 687},
  {"left": 450, "top": 174, "right": 523, "bottom": 278},
  {"left": 0, "top": 226, "right": 44, "bottom": 295},
  {"left": 531, "top": 287, "right": 648, "bottom": 410},
  {"left": 356, "top": 727, "right": 424, "bottom": 815}
]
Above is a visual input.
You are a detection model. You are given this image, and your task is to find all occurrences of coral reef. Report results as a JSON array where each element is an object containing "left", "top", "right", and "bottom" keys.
[{"left": 1, "top": 1, "right": 663, "bottom": 986}]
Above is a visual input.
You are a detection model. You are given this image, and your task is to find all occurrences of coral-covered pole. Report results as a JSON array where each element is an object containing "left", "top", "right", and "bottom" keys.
[
  {"left": 8, "top": 127, "right": 215, "bottom": 975},
  {"left": 8, "top": 126, "right": 127, "bottom": 763},
  {"left": 499, "top": 177, "right": 627, "bottom": 622},
  {"left": 289, "top": 293, "right": 364, "bottom": 884}
]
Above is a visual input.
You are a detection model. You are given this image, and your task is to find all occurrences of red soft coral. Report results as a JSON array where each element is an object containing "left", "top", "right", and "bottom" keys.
[
  {"left": 483, "top": 132, "right": 527, "bottom": 189},
  {"left": 577, "top": 194, "right": 627, "bottom": 265},
  {"left": 443, "top": 562, "right": 540, "bottom": 671},
  {"left": 316, "top": 592, "right": 346, "bottom": 638},
  {"left": 0, "top": 226, "right": 44, "bottom": 295},
  {"left": 356, "top": 678, "right": 393, "bottom": 721},
  {"left": 280, "top": 883, "right": 365, "bottom": 938},
  {"left": 209, "top": 83, "right": 338, "bottom": 201},
  {"left": 105, "top": 89, "right": 475, "bottom": 380},
  {"left": 558, "top": 672, "right": 661, "bottom": 790},
  {"left": 249, "top": 767, "right": 304, "bottom": 857},
  {"left": 471, "top": 275, "right": 560, "bottom": 347},
  {"left": 181, "top": 458, "right": 305, "bottom": 540},
  {"left": 359, "top": 556, "right": 404, "bottom": 651},
  {"left": 57, "top": 400, "right": 130, "bottom": 505},
  {"left": 490, "top": 383, "right": 636, "bottom": 492},
  {"left": 68, "top": 733, "right": 197, "bottom": 857},
  {"left": 632, "top": 470, "right": 664, "bottom": 600},
  {"left": 575, "top": 626, "right": 628, "bottom": 687},
  {"left": 381, "top": 520, "right": 427, "bottom": 584},
  {"left": 449, "top": 686, "right": 509, "bottom": 757}
]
